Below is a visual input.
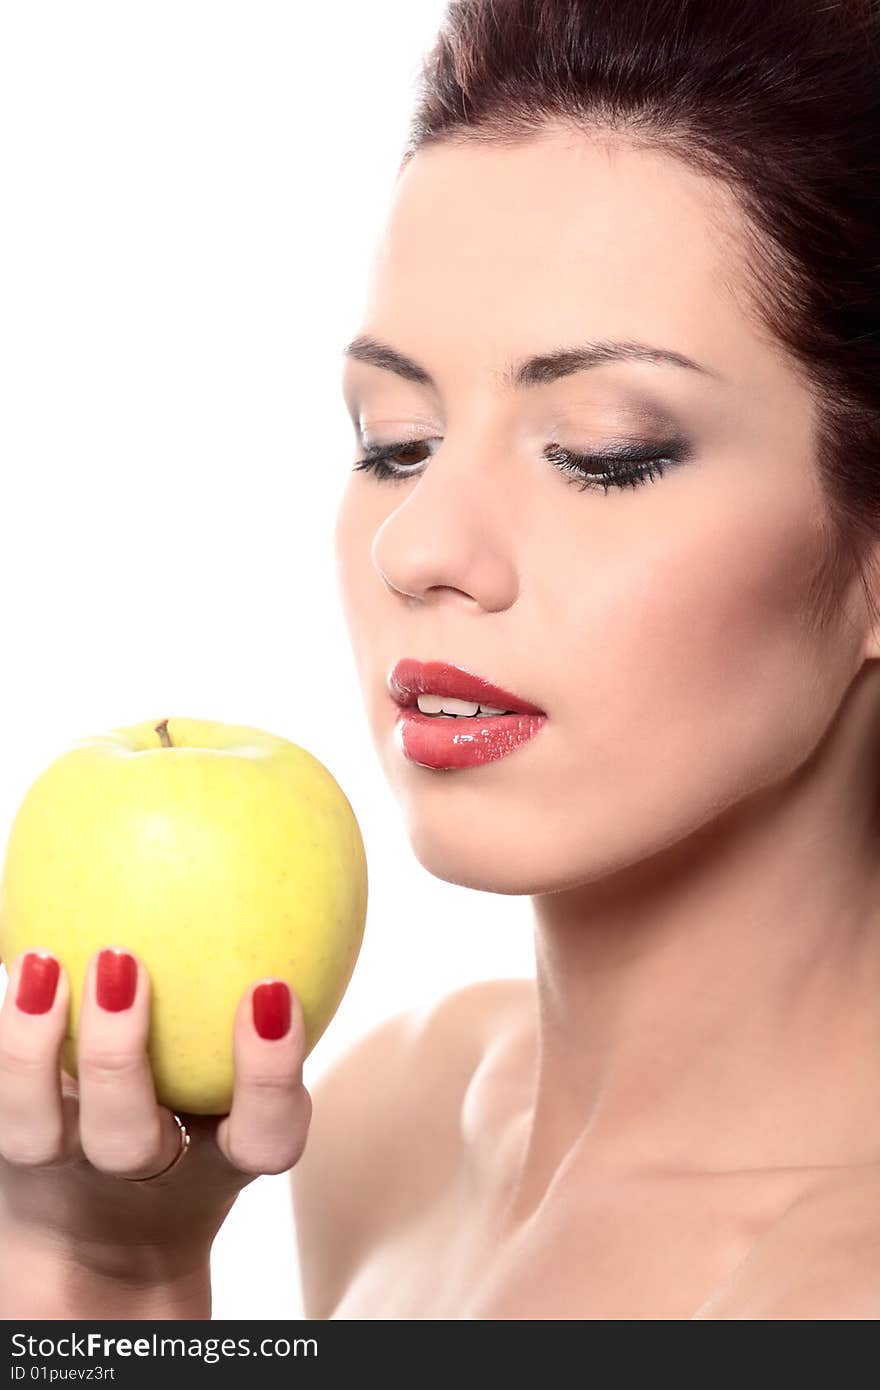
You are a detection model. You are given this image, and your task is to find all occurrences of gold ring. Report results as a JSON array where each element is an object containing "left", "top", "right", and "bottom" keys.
[{"left": 123, "top": 1111, "right": 192, "bottom": 1183}]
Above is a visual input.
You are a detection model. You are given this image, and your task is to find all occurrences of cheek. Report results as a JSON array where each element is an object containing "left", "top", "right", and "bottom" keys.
[
  {"left": 333, "top": 490, "right": 358, "bottom": 621},
  {"left": 333, "top": 484, "right": 400, "bottom": 735},
  {"left": 558, "top": 499, "right": 844, "bottom": 823},
  {"left": 333, "top": 486, "right": 375, "bottom": 650}
]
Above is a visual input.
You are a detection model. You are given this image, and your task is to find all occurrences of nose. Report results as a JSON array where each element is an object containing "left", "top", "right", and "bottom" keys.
[{"left": 369, "top": 449, "right": 520, "bottom": 613}]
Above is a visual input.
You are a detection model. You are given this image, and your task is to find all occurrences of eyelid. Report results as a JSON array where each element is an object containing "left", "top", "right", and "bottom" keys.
[
  {"left": 549, "top": 436, "right": 693, "bottom": 463},
  {"left": 357, "top": 428, "right": 442, "bottom": 452}
]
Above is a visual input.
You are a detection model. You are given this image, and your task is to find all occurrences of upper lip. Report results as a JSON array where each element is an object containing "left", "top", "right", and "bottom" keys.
[{"left": 388, "top": 659, "right": 547, "bottom": 715}]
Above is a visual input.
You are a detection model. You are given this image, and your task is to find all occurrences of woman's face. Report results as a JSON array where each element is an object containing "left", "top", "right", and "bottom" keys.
[{"left": 335, "top": 130, "right": 867, "bottom": 894}]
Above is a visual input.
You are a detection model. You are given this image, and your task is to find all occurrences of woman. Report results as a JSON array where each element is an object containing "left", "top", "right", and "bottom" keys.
[{"left": 2, "top": 0, "right": 880, "bottom": 1320}]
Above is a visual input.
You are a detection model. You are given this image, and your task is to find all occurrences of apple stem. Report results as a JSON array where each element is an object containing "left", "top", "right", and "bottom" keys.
[{"left": 155, "top": 719, "right": 174, "bottom": 748}]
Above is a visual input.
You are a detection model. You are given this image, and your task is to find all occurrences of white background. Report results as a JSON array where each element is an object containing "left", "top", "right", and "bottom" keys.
[{"left": 0, "top": 2, "right": 535, "bottom": 1319}]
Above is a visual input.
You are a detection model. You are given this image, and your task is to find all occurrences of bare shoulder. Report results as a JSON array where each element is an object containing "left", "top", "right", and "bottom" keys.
[
  {"left": 695, "top": 1167, "right": 880, "bottom": 1320},
  {"left": 290, "top": 977, "right": 533, "bottom": 1319}
]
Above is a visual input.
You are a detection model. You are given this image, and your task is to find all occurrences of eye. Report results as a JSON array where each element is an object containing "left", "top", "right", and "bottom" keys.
[
  {"left": 543, "top": 442, "right": 686, "bottom": 492},
  {"left": 351, "top": 438, "right": 439, "bottom": 483},
  {"left": 352, "top": 436, "right": 691, "bottom": 492}
]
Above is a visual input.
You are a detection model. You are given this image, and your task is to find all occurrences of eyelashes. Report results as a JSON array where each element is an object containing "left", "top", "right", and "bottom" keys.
[{"left": 351, "top": 436, "right": 692, "bottom": 494}]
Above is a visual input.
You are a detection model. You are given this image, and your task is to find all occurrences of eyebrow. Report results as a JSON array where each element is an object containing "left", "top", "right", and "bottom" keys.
[{"left": 341, "top": 333, "right": 722, "bottom": 391}]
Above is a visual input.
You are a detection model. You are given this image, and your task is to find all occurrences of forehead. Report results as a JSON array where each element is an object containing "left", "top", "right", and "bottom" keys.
[{"left": 358, "top": 132, "right": 754, "bottom": 387}]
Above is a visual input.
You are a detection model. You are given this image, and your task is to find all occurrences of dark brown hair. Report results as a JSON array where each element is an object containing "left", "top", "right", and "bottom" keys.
[{"left": 399, "top": 0, "right": 880, "bottom": 631}]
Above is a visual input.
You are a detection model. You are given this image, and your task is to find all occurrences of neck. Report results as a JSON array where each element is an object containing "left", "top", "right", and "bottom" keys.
[{"left": 519, "top": 665, "right": 880, "bottom": 1199}]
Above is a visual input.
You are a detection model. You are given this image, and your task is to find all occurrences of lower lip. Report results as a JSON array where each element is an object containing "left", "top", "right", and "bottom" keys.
[{"left": 394, "top": 708, "right": 548, "bottom": 770}]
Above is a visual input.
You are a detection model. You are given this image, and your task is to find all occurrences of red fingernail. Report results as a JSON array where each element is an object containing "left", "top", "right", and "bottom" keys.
[
  {"left": 252, "top": 981, "right": 291, "bottom": 1040},
  {"left": 96, "top": 949, "right": 137, "bottom": 1012},
  {"left": 16, "top": 952, "right": 60, "bottom": 1014}
]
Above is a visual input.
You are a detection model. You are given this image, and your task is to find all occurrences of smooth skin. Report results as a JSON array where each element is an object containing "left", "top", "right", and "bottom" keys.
[
  {"left": 4, "top": 126, "right": 880, "bottom": 1321},
  {"left": 299, "top": 126, "right": 880, "bottom": 1318}
]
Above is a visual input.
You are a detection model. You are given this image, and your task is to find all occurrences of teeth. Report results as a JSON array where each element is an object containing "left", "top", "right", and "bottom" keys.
[{"left": 416, "top": 694, "right": 512, "bottom": 717}]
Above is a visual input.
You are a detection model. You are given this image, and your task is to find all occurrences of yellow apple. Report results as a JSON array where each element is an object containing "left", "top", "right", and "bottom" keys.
[{"left": 0, "top": 716, "right": 368, "bottom": 1113}]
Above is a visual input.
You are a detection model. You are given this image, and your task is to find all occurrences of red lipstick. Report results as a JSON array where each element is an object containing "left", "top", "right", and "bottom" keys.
[
  {"left": 388, "top": 659, "right": 545, "bottom": 714},
  {"left": 388, "top": 659, "right": 548, "bottom": 770}
]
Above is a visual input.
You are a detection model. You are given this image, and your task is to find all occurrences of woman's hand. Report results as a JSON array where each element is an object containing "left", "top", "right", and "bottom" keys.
[{"left": 0, "top": 946, "right": 312, "bottom": 1276}]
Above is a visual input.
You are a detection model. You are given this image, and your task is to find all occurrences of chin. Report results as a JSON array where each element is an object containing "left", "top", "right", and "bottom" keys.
[
  {"left": 398, "top": 782, "right": 758, "bottom": 899},
  {"left": 399, "top": 809, "right": 636, "bottom": 896}
]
